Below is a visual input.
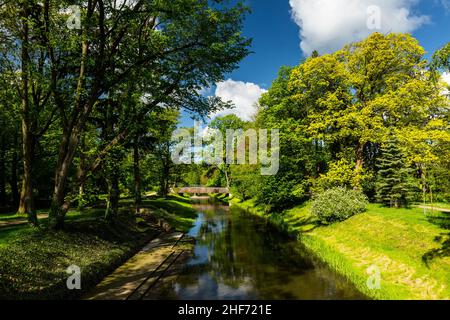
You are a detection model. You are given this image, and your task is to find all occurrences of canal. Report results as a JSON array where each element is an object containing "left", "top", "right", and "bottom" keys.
[{"left": 153, "top": 198, "right": 365, "bottom": 300}]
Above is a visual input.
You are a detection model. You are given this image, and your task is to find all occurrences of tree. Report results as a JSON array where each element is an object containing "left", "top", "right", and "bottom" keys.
[
  {"left": 431, "top": 43, "right": 450, "bottom": 72},
  {"left": 145, "top": 109, "right": 179, "bottom": 197},
  {"left": 289, "top": 33, "right": 446, "bottom": 190},
  {"left": 375, "top": 137, "right": 414, "bottom": 208},
  {"left": 252, "top": 66, "right": 326, "bottom": 209},
  {"left": 239, "top": 34, "right": 449, "bottom": 211},
  {"left": 0, "top": 80, "right": 22, "bottom": 208},
  {"left": 0, "top": 1, "right": 60, "bottom": 224},
  {"left": 209, "top": 114, "right": 248, "bottom": 188},
  {"left": 396, "top": 120, "right": 450, "bottom": 207},
  {"left": 27, "top": 0, "right": 250, "bottom": 229}
]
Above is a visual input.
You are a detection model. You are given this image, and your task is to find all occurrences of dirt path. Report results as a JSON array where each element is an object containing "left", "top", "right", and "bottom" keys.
[
  {"left": 0, "top": 214, "right": 48, "bottom": 228},
  {"left": 84, "top": 232, "right": 193, "bottom": 300},
  {"left": 418, "top": 206, "right": 450, "bottom": 213}
]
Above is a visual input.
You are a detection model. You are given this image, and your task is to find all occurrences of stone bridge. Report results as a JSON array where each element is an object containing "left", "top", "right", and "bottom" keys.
[{"left": 176, "top": 187, "right": 230, "bottom": 195}]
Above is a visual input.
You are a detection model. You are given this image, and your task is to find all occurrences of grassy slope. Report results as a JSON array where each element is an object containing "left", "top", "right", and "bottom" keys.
[
  {"left": 143, "top": 195, "right": 197, "bottom": 232},
  {"left": 231, "top": 198, "right": 450, "bottom": 300},
  {"left": 0, "top": 195, "right": 196, "bottom": 299},
  {"left": 303, "top": 205, "right": 450, "bottom": 300}
]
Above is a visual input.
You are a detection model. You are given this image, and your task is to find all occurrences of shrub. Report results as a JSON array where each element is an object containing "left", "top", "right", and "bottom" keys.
[{"left": 311, "top": 187, "right": 368, "bottom": 225}]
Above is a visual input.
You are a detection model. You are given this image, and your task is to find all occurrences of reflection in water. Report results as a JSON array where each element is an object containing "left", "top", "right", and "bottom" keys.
[{"left": 160, "top": 198, "right": 365, "bottom": 300}]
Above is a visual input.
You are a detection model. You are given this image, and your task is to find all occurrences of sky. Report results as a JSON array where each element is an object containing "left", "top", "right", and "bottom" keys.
[{"left": 180, "top": 0, "right": 450, "bottom": 127}]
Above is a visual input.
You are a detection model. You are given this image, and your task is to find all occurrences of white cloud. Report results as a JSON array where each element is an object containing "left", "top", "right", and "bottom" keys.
[
  {"left": 438, "top": 0, "right": 450, "bottom": 12},
  {"left": 289, "top": 0, "right": 430, "bottom": 55},
  {"left": 211, "top": 79, "right": 267, "bottom": 121}
]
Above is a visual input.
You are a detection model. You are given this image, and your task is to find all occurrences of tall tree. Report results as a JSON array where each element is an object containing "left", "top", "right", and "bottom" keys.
[
  {"left": 1, "top": 1, "right": 57, "bottom": 224},
  {"left": 431, "top": 43, "right": 450, "bottom": 72},
  {"left": 376, "top": 137, "right": 414, "bottom": 208},
  {"left": 31, "top": 0, "right": 251, "bottom": 229},
  {"left": 150, "top": 109, "right": 180, "bottom": 198},
  {"left": 289, "top": 33, "right": 446, "bottom": 189},
  {"left": 209, "top": 114, "right": 248, "bottom": 189}
]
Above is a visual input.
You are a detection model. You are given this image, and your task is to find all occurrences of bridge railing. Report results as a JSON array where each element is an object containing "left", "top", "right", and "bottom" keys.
[{"left": 175, "top": 186, "right": 230, "bottom": 194}]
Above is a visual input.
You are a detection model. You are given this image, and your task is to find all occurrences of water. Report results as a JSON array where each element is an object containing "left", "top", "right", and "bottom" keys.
[{"left": 156, "top": 198, "right": 366, "bottom": 300}]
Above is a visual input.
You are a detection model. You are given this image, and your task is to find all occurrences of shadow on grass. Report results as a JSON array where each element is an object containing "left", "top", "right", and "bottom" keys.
[
  {"left": 144, "top": 194, "right": 193, "bottom": 204},
  {"left": 281, "top": 203, "right": 318, "bottom": 235},
  {"left": 422, "top": 211, "right": 450, "bottom": 266},
  {"left": 0, "top": 212, "right": 159, "bottom": 300},
  {"left": 138, "top": 196, "right": 197, "bottom": 233}
]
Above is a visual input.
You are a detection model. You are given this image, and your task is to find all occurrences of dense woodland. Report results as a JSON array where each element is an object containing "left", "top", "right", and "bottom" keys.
[
  {"left": 0, "top": 0, "right": 250, "bottom": 228},
  {"left": 192, "top": 34, "right": 450, "bottom": 215},
  {"left": 1, "top": 1, "right": 449, "bottom": 232}
]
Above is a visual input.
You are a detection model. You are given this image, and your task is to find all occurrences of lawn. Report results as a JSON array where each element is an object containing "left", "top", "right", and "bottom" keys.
[
  {"left": 123, "top": 194, "right": 197, "bottom": 233},
  {"left": 0, "top": 214, "right": 158, "bottom": 299},
  {"left": 302, "top": 204, "right": 450, "bottom": 300},
  {"left": 0, "top": 194, "right": 197, "bottom": 299}
]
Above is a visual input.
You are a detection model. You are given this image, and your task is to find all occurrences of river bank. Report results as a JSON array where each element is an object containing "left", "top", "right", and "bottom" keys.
[
  {"left": 0, "top": 195, "right": 197, "bottom": 299},
  {"left": 230, "top": 198, "right": 450, "bottom": 300}
]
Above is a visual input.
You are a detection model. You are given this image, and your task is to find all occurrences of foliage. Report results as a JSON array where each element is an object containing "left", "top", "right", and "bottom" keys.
[
  {"left": 289, "top": 33, "right": 447, "bottom": 189},
  {"left": 303, "top": 204, "right": 450, "bottom": 300},
  {"left": 0, "top": 213, "right": 157, "bottom": 299},
  {"left": 375, "top": 137, "right": 415, "bottom": 208},
  {"left": 313, "top": 158, "right": 372, "bottom": 193},
  {"left": 0, "top": 0, "right": 251, "bottom": 227},
  {"left": 310, "top": 187, "right": 368, "bottom": 225},
  {"left": 231, "top": 33, "right": 450, "bottom": 211},
  {"left": 431, "top": 43, "right": 450, "bottom": 71}
]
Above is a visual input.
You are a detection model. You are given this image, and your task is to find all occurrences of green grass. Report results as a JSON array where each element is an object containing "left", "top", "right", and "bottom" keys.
[
  {"left": 0, "top": 209, "right": 49, "bottom": 222},
  {"left": 0, "top": 213, "right": 22, "bottom": 221},
  {"left": 0, "top": 226, "right": 33, "bottom": 248},
  {"left": 0, "top": 210, "right": 107, "bottom": 248},
  {"left": 210, "top": 193, "right": 231, "bottom": 203},
  {"left": 230, "top": 198, "right": 316, "bottom": 235},
  {"left": 232, "top": 199, "right": 450, "bottom": 300},
  {"left": 141, "top": 195, "right": 197, "bottom": 233},
  {"left": 303, "top": 204, "right": 450, "bottom": 300},
  {"left": 118, "top": 194, "right": 197, "bottom": 232},
  {"left": 0, "top": 194, "right": 197, "bottom": 299},
  {"left": 0, "top": 214, "right": 159, "bottom": 299}
]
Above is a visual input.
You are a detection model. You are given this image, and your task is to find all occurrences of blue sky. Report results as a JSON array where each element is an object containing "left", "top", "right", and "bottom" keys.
[{"left": 180, "top": 0, "right": 450, "bottom": 127}]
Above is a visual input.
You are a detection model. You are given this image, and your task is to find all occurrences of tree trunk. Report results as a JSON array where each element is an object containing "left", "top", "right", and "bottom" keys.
[
  {"left": 18, "top": 131, "right": 35, "bottom": 220},
  {"left": 18, "top": 7, "right": 37, "bottom": 225},
  {"left": 223, "top": 165, "right": 230, "bottom": 189},
  {"left": 105, "top": 174, "right": 119, "bottom": 221},
  {"left": 77, "top": 133, "right": 87, "bottom": 210},
  {"left": 160, "top": 151, "right": 171, "bottom": 198},
  {"left": 354, "top": 142, "right": 365, "bottom": 190},
  {"left": 421, "top": 164, "right": 427, "bottom": 213},
  {"left": 48, "top": 12, "right": 90, "bottom": 229},
  {"left": 0, "top": 139, "right": 6, "bottom": 205},
  {"left": 10, "top": 146, "right": 20, "bottom": 207},
  {"left": 133, "top": 139, "right": 141, "bottom": 213},
  {"left": 48, "top": 129, "right": 79, "bottom": 229}
]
